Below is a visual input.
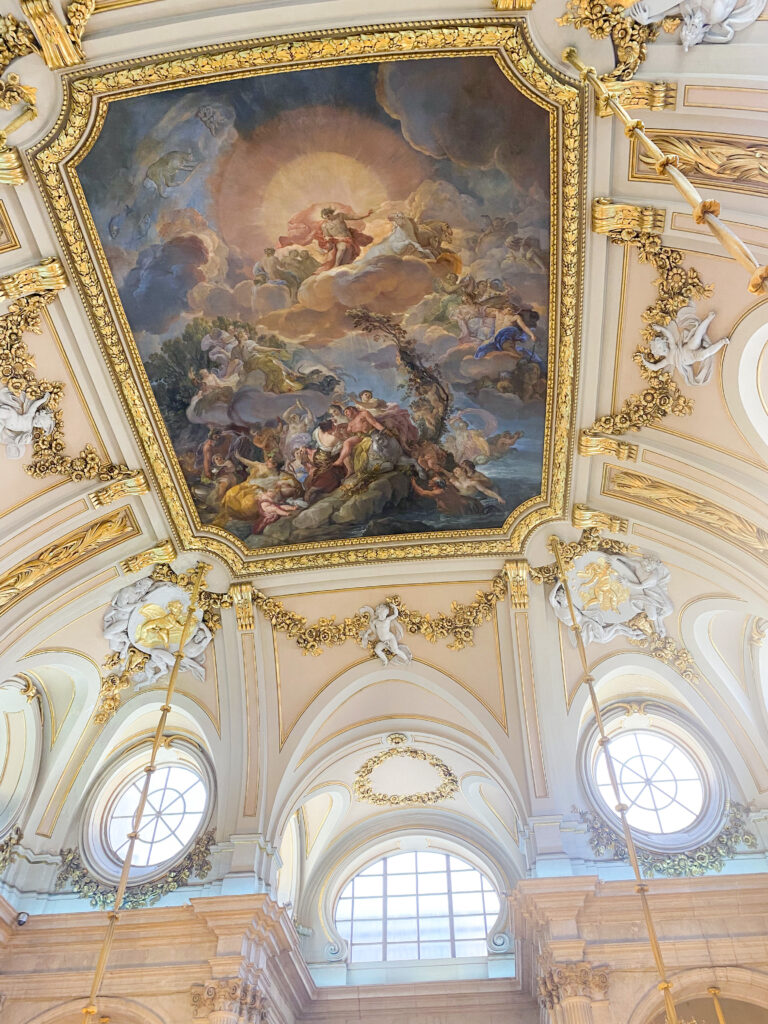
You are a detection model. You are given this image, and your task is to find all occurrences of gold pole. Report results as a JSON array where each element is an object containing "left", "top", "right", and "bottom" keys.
[
  {"left": 81, "top": 564, "right": 208, "bottom": 1019},
  {"left": 708, "top": 987, "right": 727, "bottom": 1024},
  {"left": 551, "top": 539, "right": 680, "bottom": 1024},
  {"left": 563, "top": 47, "right": 768, "bottom": 297}
]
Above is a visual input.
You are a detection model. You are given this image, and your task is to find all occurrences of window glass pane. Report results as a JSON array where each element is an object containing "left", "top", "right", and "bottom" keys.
[
  {"left": 354, "top": 897, "right": 383, "bottom": 919},
  {"left": 452, "top": 892, "right": 485, "bottom": 915},
  {"left": 419, "top": 916, "right": 450, "bottom": 941},
  {"left": 419, "top": 941, "right": 452, "bottom": 959},
  {"left": 455, "top": 939, "right": 488, "bottom": 957},
  {"left": 387, "top": 942, "right": 418, "bottom": 960},
  {"left": 483, "top": 891, "right": 500, "bottom": 916},
  {"left": 387, "top": 853, "right": 416, "bottom": 873},
  {"left": 351, "top": 943, "right": 381, "bottom": 963},
  {"left": 453, "top": 915, "right": 487, "bottom": 939},
  {"left": 354, "top": 875, "right": 383, "bottom": 898},
  {"left": 387, "top": 895, "right": 418, "bottom": 918},
  {"left": 450, "top": 872, "right": 482, "bottom": 892},
  {"left": 335, "top": 851, "right": 500, "bottom": 964},
  {"left": 387, "top": 917, "right": 418, "bottom": 942},
  {"left": 417, "top": 872, "right": 448, "bottom": 895},
  {"left": 335, "top": 898, "right": 352, "bottom": 921},
  {"left": 387, "top": 873, "right": 417, "bottom": 896},
  {"left": 416, "top": 852, "right": 447, "bottom": 872},
  {"left": 353, "top": 919, "right": 383, "bottom": 943},
  {"left": 418, "top": 894, "right": 449, "bottom": 917}
]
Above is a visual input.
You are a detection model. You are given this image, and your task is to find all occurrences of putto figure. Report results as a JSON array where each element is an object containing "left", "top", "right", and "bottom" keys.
[
  {"left": 359, "top": 602, "right": 414, "bottom": 666},
  {"left": 638, "top": 303, "right": 730, "bottom": 386}
]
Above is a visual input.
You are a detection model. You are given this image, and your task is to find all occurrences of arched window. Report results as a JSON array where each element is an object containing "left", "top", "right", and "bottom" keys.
[
  {"left": 582, "top": 702, "right": 726, "bottom": 852},
  {"left": 334, "top": 851, "right": 500, "bottom": 963},
  {"left": 83, "top": 740, "right": 213, "bottom": 883}
]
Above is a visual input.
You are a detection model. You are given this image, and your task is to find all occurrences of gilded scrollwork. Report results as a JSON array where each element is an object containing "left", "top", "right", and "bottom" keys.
[
  {"left": 577, "top": 803, "right": 757, "bottom": 876},
  {"left": 626, "top": 610, "right": 701, "bottom": 683},
  {"left": 119, "top": 540, "right": 175, "bottom": 575},
  {"left": 0, "top": 294, "right": 133, "bottom": 481},
  {"left": 89, "top": 470, "right": 149, "bottom": 507},
  {"left": 354, "top": 742, "right": 459, "bottom": 806},
  {"left": 571, "top": 504, "right": 628, "bottom": 534},
  {"left": 29, "top": 20, "right": 583, "bottom": 576},
  {"left": 0, "top": 507, "right": 139, "bottom": 615},
  {"left": 55, "top": 828, "right": 216, "bottom": 908},
  {"left": 1, "top": 0, "right": 93, "bottom": 74},
  {"left": 582, "top": 231, "right": 711, "bottom": 445},
  {"left": 251, "top": 570, "right": 508, "bottom": 656},
  {"left": 595, "top": 78, "right": 676, "bottom": 116},
  {"left": 636, "top": 131, "right": 768, "bottom": 192}
]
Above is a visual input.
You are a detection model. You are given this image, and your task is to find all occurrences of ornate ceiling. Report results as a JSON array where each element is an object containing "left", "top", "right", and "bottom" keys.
[{"left": 0, "top": 0, "right": 768, "bottom": 1019}]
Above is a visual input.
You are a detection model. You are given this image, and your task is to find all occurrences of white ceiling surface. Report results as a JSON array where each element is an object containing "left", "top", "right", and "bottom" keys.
[{"left": 0, "top": 0, "right": 767, "bottom": 960}]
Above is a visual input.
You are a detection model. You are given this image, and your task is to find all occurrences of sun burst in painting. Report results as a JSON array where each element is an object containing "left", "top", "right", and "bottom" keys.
[{"left": 78, "top": 57, "right": 551, "bottom": 549}]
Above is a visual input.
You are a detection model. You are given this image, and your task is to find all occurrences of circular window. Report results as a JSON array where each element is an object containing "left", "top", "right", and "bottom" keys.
[
  {"left": 582, "top": 702, "right": 727, "bottom": 853},
  {"left": 594, "top": 730, "right": 704, "bottom": 834},
  {"left": 106, "top": 763, "right": 207, "bottom": 869},
  {"left": 82, "top": 740, "right": 213, "bottom": 884}
]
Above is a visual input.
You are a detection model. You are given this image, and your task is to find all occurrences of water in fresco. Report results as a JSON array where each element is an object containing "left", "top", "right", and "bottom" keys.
[{"left": 78, "top": 58, "right": 551, "bottom": 548}]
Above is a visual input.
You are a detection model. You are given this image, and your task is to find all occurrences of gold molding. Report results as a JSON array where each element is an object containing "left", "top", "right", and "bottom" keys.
[
  {"left": 0, "top": 257, "right": 66, "bottom": 302},
  {"left": 0, "top": 199, "right": 20, "bottom": 254},
  {"left": 592, "top": 198, "right": 665, "bottom": 235},
  {"left": 596, "top": 80, "right": 676, "bottom": 117},
  {"left": 493, "top": 0, "right": 535, "bottom": 8},
  {"left": 0, "top": 73, "right": 37, "bottom": 184},
  {"left": 119, "top": 539, "right": 175, "bottom": 574},
  {"left": 0, "top": 506, "right": 138, "bottom": 615},
  {"left": 353, "top": 739, "right": 459, "bottom": 806},
  {"left": 571, "top": 504, "right": 628, "bottom": 534},
  {"left": 89, "top": 470, "right": 149, "bottom": 507},
  {"left": 603, "top": 465, "right": 768, "bottom": 567},
  {"left": 30, "top": 18, "right": 585, "bottom": 576},
  {"left": 631, "top": 129, "right": 768, "bottom": 196}
]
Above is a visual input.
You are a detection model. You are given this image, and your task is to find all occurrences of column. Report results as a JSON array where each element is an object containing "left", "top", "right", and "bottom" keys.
[{"left": 538, "top": 962, "right": 609, "bottom": 1024}]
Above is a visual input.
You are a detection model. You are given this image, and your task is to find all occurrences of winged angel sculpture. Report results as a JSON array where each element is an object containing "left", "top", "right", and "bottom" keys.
[
  {"left": 359, "top": 602, "right": 413, "bottom": 667},
  {"left": 638, "top": 303, "right": 729, "bottom": 386}
]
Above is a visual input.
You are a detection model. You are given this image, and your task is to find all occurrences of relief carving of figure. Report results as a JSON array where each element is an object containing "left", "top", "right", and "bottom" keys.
[
  {"left": 104, "top": 579, "right": 212, "bottom": 685},
  {"left": 626, "top": 0, "right": 767, "bottom": 48},
  {"left": 550, "top": 552, "right": 673, "bottom": 645},
  {"left": 638, "top": 304, "right": 730, "bottom": 386},
  {"left": 359, "top": 602, "right": 413, "bottom": 666},
  {"left": 0, "top": 387, "right": 55, "bottom": 458}
]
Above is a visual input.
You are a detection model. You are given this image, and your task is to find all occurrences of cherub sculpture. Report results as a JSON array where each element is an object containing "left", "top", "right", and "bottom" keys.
[
  {"left": 359, "top": 602, "right": 413, "bottom": 666},
  {"left": 135, "top": 599, "right": 188, "bottom": 648},
  {"left": 638, "top": 304, "right": 729, "bottom": 386},
  {"left": 625, "top": 0, "right": 766, "bottom": 48},
  {"left": 0, "top": 387, "right": 55, "bottom": 458}
]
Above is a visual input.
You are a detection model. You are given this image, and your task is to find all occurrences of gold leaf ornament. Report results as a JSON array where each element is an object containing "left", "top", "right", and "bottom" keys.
[{"left": 354, "top": 746, "right": 459, "bottom": 806}]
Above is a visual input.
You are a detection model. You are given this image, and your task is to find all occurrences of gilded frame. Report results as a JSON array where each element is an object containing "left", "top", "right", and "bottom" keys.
[{"left": 30, "top": 19, "right": 586, "bottom": 576}]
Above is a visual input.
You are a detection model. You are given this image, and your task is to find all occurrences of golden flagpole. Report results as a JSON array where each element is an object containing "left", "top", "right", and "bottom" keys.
[
  {"left": 562, "top": 47, "right": 768, "bottom": 297},
  {"left": 81, "top": 563, "right": 208, "bottom": 1019},
  {"left": 551, "top": 539, "right": 681, "bottom": 1024}
]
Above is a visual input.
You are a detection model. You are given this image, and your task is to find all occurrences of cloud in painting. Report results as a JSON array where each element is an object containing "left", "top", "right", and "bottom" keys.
[
  {"left": 376, "top": 58, "right": 549, "bottom": 183},
  {"left": 121, "top": 233, "right": 209, "bottom": 333}
]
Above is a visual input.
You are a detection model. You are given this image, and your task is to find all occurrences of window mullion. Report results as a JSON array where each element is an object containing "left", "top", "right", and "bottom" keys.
[
  {"left": 446, "top": 853, "right": 456, "bottom": 957},
  {"left": 383, "top": 857, "right": 388, "bottom": 962}
]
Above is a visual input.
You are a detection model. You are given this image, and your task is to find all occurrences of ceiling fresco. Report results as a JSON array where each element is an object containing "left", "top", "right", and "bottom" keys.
[{"left": 76, "top": 55, "right": 554, "bottom": 551}]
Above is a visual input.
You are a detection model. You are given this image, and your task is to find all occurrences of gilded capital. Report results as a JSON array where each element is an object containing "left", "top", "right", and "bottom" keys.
[
  {"left": 0, "top": 257, "right": 67, "bottom": 302},
  {"left": 505, "top": 559, "right": 529, "bottom": 609},
  {"left": 229, "top": 582, "right": 255, "bottom": 631},
  {"left": 596, "top": 80, "right": 676, "bottom": 117},
  {"left": 119, "top": 539, "right": 176, "bottom": 575},
  {"left": 572, "top": 504, "right": 628, "bottom": 534},
  {"left": 89, "top": 470, "right": 149, "bottom": 508},
  {"left": 591, "top": 197, "right": 665, "bottom": 235},
  {"left": 578, "top": 432, "right": 638, "bottom": 461}
]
